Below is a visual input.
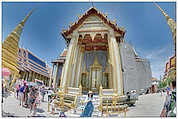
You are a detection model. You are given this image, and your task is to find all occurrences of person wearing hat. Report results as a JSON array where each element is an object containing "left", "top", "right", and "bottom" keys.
[{"left": 80, "top": 91, "right": 94, "bottom": 117}]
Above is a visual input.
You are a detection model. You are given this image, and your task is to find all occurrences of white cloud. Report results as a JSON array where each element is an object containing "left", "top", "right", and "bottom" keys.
[
  {"left": 140, "top": 45, "right": 174, "bottom": 80},
  {"left": 145, "top": 48, "right": 167, "bottom": 60}
]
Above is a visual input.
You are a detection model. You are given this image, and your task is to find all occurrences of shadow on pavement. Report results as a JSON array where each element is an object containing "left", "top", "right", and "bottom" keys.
[
  {"left": 34, "top": 114, "right": 46, "bottom": 117},
  {"left": 2, "top": 92, "right": 12, "bottom": 99},
  {"left": 2, "top": 111, "right": 15, "bottom": 117},
  {"left": 41, "top": 100, "right": 48, "bottom": 103},
  {"left": 36, "top": 108, "right": 45, "bottom": 113}
]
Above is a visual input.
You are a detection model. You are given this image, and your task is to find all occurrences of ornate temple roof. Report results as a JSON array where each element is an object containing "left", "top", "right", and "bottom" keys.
[
  {"left": 60, "top": 49, "right": 67, "bottom": 57},
  {"left": 62, "top": 7, "right": 125, "bottom": 42},
  {"left": 52, "top": 49, "right": 67, "bottom": 64}
]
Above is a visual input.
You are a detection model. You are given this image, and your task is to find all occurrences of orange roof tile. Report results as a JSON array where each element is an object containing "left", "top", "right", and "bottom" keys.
[
  {"left": 152, "top": 78, "right": 158, "bottom": 81},
  {"left": 61, "top": 50, "right": 67, "bottom": 57}
]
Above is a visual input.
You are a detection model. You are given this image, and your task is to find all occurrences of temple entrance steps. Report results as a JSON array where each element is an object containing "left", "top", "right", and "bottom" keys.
[
  {"left": 92, "top": 95, "right": 102, "bottom": 117},
  {"left": 66, "top": 94, "right": 130, "bottom": 117}
]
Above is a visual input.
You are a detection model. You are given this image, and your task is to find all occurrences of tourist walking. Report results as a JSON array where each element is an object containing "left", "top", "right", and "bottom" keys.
[
  {"left": 160, "top": 79, "right": 176, "bottom": 117},
  {"left": 29, "top": 86, "right": 36, "bottom": 113},
  {"left": 29, "top": 86, "right": 40, "bottom": 116},
  {"left": 23, "top": 81, "right": 28, "bottom": 107},
  {"left": 19, "top": 84, "right": 25, "bottom": 106},
  {"left": 32, "top": 91, "right": 40, "bottom": 116},
  {"left": 47, "top": 88, "right": 53, "bottom": 102},
  {"left": 16, "top": 84, "right": 20, "bottom": 99},
  {"left": 40, "top": 86, "right": 46, "bottom": 102},
  {"left": 24, "top": 85, "right": 30, "bottom": 107}
]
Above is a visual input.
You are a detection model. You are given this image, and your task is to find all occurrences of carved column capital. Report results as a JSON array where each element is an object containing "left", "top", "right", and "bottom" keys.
[{"left": 109, "top": 29, "right": 115, "bottom": 38}]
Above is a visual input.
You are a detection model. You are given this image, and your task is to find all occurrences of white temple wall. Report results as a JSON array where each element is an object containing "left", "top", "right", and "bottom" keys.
[
  {"left": 119, "top": 42, "right": 152, "bottom": 96},
  {"left": 119, "top": 43, "right": 138, "bottom": 94}
]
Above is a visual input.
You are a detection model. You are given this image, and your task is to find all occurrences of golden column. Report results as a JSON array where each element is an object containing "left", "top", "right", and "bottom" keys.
[
  {"left": 67, "top": 39, "right": 77, "bottom": 87},
  {"left": 65, "top": 32, "right": 79, "bottom": 92},
  {"left": 60, "top": 31, "right": 78, "bottom": 93},
  {"left": 76, "top": 46, "right": 85, "bottom": 88},
  {"left": 108, "top": 29, "right": 123, "bottom": 95},
  {"left": 73, "top": 45, "right": 81, "bottom": 87},
  {"left": 69, "top": 41, "right": 80, "bottom": 87},
  {"left": 2, "top": 10, "right": 33, "bottom": 90},
  {"left": 53, "top": 63, "right": 59, "bottom": 90}
]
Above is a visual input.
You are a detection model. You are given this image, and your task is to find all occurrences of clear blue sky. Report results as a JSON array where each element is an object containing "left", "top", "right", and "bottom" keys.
[{"left": 2, "top": 2, "right": 176, "bottom": 80}]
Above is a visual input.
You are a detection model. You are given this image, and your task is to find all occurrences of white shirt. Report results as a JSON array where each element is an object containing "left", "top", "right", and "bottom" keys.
[{"left": 48, "top": 90, "right": 53, "bottom": 96}]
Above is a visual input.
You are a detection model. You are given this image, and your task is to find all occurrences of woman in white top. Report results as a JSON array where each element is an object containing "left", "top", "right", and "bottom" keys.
[{"left": 80, "top": 91, "right": 94, "bottom": 117}]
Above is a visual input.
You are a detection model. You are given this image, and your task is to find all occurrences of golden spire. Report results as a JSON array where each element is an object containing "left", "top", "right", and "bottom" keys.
[
  {"left": 21, "top": 9, "right": 33, "bottom": 26},
  {"left": 13, "top": 9, "right": 33, "bottom": 38},
  {"left": 154, "top": 2, "right": 176, "bottom": 52},
  {"left": 154, "top": 3, "right": 170, "bottom": 20},
  {"left": 2, "top": 9, "right": 34, "bottom": 90}
]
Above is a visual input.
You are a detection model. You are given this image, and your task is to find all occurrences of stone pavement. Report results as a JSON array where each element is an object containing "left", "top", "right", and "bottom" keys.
[
  {"left": 2, "top": 91, "right": 55, "bottom": 117},
  {"left": 126, "top": 92, "right": 167, "bottom": 117},
  {"left": 2, "top": 91, "right": 167, "bottom": 117}
]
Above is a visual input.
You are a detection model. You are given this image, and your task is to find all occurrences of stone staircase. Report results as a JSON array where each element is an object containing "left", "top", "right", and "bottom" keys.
[{"left": 92, "top": 95, "right": 102, "bottom": 117}]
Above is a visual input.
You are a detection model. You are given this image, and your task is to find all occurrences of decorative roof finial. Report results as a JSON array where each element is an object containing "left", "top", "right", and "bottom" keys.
[
  {"left": 105, "top": 12, "right": 108, "bottom": 18},
  {"left": 78, "top": 14, "right": 80, "bottom": 19},
  {"left": 154, "top": 2, "right": 170, "bottom": 20},
  {"left": 21, "top": 8, "right": 34, "bottom": 26},
  {"left": 92, "top": 2, "right": 94, "bottom": 8},
  {"left": 114, "top": 18, "right": 117, "bottom": 25},
  {"left": 69, "top": 21, "right": 72, "bottom": 27},
  {"left": 62, "top": 27, "right": 65, "bottom": 32}
]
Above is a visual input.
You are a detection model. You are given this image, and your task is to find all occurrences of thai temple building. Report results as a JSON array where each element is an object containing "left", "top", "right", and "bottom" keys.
[
  {"left": 2, "top": 10, "right": 33, "bottom": 89},
  {"left": 163, "top": 55, "right": 176, "bottom": 81},
  {"left": 50, "top": 6, "right": 152, "bottom": 96},
  {"left": 18, "top": 48, "right": 50, "bottom": 86},
  {"left": 50, "top": 49, "right": 67, "bottom": 89}
]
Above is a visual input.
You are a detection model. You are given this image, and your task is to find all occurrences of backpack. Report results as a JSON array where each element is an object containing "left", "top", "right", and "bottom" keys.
[
  {"left": 20, "top": 86, "right": 25, "bottom": 93},
  {"left": 26, "top": 86, "right": 30, "bottom": 93}
]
